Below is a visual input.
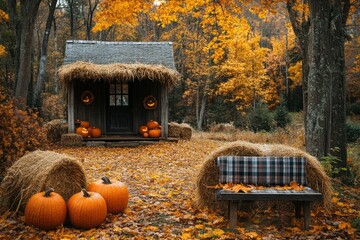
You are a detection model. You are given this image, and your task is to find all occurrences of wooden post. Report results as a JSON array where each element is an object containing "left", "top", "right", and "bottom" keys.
[
  {"left": 67, "top": 81, "right": 75, "bottom": 133},
  {"left": 228, "top": 201, "right": 238, "bottom": 228},
  {"left": 303, "top": 201, "right": 311, "bottom": 230},
  {"left": 160, "top": 85, "right": 168, "bottom": 138}
]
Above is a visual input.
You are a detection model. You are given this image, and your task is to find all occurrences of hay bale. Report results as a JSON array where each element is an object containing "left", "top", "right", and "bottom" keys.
[
  {"left": 179, "top": 123, "right": 192, "bottom": 140},
  {"left": 61, "top": 133, "right": 83, "bottom": 146},
  {"left": 45, "top": 119, "right": 68, "bottom": 142},
  {"left": 168, "top": 122, "right": 182, "bottom": 138},
  {"left": 1, "top": 150, "right": 87, "bottom": 212},
  {"left": 195, "top": 141, "right": 333, "bottom": 211}
]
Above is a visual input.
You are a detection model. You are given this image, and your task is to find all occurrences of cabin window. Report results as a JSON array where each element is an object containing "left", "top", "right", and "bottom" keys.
[{"left": 109, "top": 82, "right": 129, "bottom": 106}]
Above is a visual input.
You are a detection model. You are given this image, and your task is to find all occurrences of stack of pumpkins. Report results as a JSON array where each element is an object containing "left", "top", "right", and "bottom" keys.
[
  {"left": 24, "top": 176, "right": 128, "bottom": 230},
  {"left": 75, "top": 120, "right": 102, "bottom": 138},
  {"left": 138, "top": 120, "right": 161, "bottom": 138}
]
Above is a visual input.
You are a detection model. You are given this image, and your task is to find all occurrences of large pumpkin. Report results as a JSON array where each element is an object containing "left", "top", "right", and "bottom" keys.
[
  {"left": 88, "top": 176, "right": 129, "bottom": 214},
  {"left": 76, "top": 127, "right": 89, "bottom": 138},
  {"left": 91, "top": 127, "right": 102, "bottom": 138},
  {"left": 67, "top": 189, "right": 107, "bottom": 229},
  {"left": 80, "top": 121, "right": 91, "bottom": 128},
  {"left": 148, "top": 128, "right": 161, "bottom": 138},
  {"left": 146, "top": 120, "right": 159, "bottom": 130},
  {"left": 25, "top": 188, "right": 67, "bottom": 230}
]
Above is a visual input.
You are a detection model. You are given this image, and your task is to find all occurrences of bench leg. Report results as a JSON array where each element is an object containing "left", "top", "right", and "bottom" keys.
[
  {"left": 303, "top": 202, "right": 311, "bottom": 230},
  {"left": 228, "top": 201, "right": 238, "bottom": 228}
]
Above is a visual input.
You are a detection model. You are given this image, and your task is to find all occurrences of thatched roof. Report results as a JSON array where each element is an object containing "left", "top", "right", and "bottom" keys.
[
  {"left": 58, "top": 61, "right": 181, "bottom": 88},
  {"left": 58, "top": 40, "right": 180, "bottom": 88}
]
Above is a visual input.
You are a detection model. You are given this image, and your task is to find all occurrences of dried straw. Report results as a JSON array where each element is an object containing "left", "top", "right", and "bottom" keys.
[
  {"left": 61, "top": 133, "right": 83, "bottom": 146},
  {"left": 168, "top": 122, "right": 182, "bottom": 138},
  {"left": 195, "top": 141, "right": 333, "bottom": 211},
  {"left": 1, "top": 150, "right": 87, "bottom": 212},
  {"left": 179, "top": 123, "right": 192, "bottom": 140},
  {"left": 58, "top": 61, "right": 181, "bottom": 97}
]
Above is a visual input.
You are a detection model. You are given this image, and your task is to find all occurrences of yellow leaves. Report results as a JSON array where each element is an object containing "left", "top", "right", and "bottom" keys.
[
  {"left": 0, "top": 45, "right": 6, "bottom": 57},
  {"left": 0, "top": 9, "right": 8, "bottom": 22}
]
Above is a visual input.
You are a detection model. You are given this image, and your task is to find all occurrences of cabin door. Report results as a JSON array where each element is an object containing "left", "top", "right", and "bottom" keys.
[{"left": 106, "top": 81, "right": 133, "bottom": 133}]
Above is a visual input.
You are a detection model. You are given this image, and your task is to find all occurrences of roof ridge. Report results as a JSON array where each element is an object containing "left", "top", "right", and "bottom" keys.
[{"left": 66, "top": 40, "right": 173, "bottom": 45}]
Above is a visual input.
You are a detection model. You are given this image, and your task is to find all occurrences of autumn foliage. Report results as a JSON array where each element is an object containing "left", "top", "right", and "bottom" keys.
[{"left": 0, "top": 87, "right": 48, "bottom": 175}]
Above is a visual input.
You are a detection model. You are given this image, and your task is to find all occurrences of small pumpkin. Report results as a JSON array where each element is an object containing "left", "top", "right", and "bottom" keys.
[
  {"left": 67, "top": 189, "right": 107, "bottom": 229},
  {"left": 91, "top": 127, "right": 102, "bottom": 138},
  {"left": 148, "top": 128, "right": 161, "bottom": 138},
  {"left": 25, "top": 188, "right": 67, "bottom": 230},
  {"left": 138, "top": 125, "right": 148, "bottom": 135},
  {"left": 143, "top": 132, "right": 149, "bottom": 138},
  {"left": 80, "top": 121, "right": 91, "bottom": 128},
  {"left": 76, "top": 127, "right": 89, "bottom": 138},
  {"left": 88, "top": 176, "right": 129, "bottom": 214},
  {"left": 146, "top": 120, "right": 159, "bottom": 130}
]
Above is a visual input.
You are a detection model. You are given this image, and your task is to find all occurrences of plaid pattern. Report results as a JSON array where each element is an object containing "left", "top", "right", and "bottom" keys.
[{"left": 217, "top": 156, "right": 307, "bottom": 186}]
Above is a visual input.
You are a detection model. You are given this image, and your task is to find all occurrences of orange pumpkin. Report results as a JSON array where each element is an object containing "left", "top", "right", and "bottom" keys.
[
  {"left": 76, "top": 127, "right": 89, "bottom": 138},
  {"left": 138, "top": 125, "right": 148, "bottom": 135},
  {"left": 88, "top": 176, "right": 129, "bottom": 214},
  {"left": 146, "top": 120, "right": 159, "bottom": 130},
  {"left": 25, "top": 188, "right": 67, "bottom": 230},
  {"left": 91, "top": 127, "right": 102, "bottom": 138},
  {"left": 67, "top": 189, "right": 107, "bottom": 229},
  {"left": 143, "top": 132, "right": 149, "bottom": 138},
  {"left": 80, "top": 121, "right": 91, "bottom": 128},
  {"left": 148, "top": 128, "right": 161, "bottom": 138}
]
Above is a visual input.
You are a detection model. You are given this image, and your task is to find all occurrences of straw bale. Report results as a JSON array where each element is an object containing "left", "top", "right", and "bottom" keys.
[
  {"left": 179, "top": 123, "right": 192, "bottom": 140},
  {"left": 195, "top": 141, "right": 333, "bottom": 211},
  {"left": 168, "top": 122, "right": 182, "bottom": 138},
  {"left": 61, "top": 133, "right": 83, "bottom": 146},
  {"left": 45, "top": 119, "right": 68, "bottom": 142},
  {"left": 1, "top": 150, "right": 87, "bottom": 212}
]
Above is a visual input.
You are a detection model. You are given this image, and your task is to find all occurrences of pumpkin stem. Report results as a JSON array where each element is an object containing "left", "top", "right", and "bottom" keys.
[
  {"left": 81, "top": 188, "right": 91, "bottom": 198},
  {"left": 44, "top": 188, "right": 55, "bottom": 197},
  {"left": 101, "top": 176, "right": 112, "bottom": 184}
]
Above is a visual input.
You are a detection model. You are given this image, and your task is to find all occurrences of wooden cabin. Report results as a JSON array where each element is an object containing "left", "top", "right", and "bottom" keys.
[{"left": 58, "top": 40, "right": 180, "bottom": 139}]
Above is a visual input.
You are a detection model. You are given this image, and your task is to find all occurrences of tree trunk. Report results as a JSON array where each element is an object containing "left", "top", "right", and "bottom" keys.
[
  {"left": 197, "top": 90, "right": 207, "bottom": 130},
  {"left": 14, "top": 0, "right": 42, "bottom": 108},
  {"left": 306, "top": 0, "right": 332, "bottom": 159},
  {"left": 328, "top": 0, "right": 349, "bottom": 171},
  {"left": 33, "top": 0, "right": 58, "bottom": 108},
  {"left": 306, "top": 0, "right": 349, "bottom": 173}
]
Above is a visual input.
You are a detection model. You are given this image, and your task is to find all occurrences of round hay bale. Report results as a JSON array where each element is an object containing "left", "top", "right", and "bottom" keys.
[
  {"left": 1, "top": 150, "right": 87, "bottom": 212},
  {"left": 179, "top": 123, "right": 192, "bottom": 140},
  {"left": 61, "top": 133, "right": 83, "bottom": 146},
  {"left": 195, "top": 141, "right": 262, "bottom": 210},
  {"left": 195, "top": 141, "right": 333, "bottom": 211},
  {"left": 168, "top": 122, "right": 181, "bottom": 138}
]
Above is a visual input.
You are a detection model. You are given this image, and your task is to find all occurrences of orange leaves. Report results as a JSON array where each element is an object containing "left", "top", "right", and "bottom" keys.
[{"left": 209, "top": 181, "right": 305, "bottom": 193}]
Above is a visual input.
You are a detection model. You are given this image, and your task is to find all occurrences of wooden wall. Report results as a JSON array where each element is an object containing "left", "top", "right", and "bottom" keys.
[{"left": 72, "top": 79, "right": 166, "bottom": 136}]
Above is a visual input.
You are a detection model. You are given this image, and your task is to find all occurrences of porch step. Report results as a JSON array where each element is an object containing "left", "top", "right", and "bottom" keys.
[{"left": 85, "top": 141, "right": 158, "bottom": 147}]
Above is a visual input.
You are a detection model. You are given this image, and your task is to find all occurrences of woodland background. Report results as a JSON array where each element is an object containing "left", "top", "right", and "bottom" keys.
[
  {"left": 0, "top": 1, "right": 360, "bottom": 238},
  {"left": 0, "top": 1, "right": 360, "bottom": 185}
]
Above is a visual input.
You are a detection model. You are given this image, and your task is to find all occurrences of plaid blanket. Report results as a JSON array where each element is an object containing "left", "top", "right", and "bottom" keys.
[{"left": 216, "top": 156, "right": 307, "bottom": 186}]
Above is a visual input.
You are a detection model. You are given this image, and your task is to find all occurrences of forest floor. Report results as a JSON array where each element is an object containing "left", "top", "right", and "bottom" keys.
[{"left": 0, "top": 134, "right": 359, "bottom": 239}]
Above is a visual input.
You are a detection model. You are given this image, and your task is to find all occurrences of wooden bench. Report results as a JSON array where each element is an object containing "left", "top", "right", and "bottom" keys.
[{"left": 215, "top": 156, "right": 323, "bottom": 230}]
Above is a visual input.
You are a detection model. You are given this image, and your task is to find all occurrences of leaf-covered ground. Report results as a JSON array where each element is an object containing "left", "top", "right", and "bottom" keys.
[{"left": 0, "top": 138, "right": 359, "bottom": 239}]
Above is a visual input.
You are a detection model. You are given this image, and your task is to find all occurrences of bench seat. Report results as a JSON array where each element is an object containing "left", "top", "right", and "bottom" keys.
[{"left": 215, "top": 156, "right": 323, "bottom": 230}]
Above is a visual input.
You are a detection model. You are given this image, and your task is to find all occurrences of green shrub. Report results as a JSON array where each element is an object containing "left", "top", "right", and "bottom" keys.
[
  {"left": 248, "top": 108, "right": 273, "bottom": 132},
  {"left": 274, "top": 104, "right": 291, "bottom": 128},
  {"left": 346, "top": 122, "right": 360, "bottom": 143}
]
